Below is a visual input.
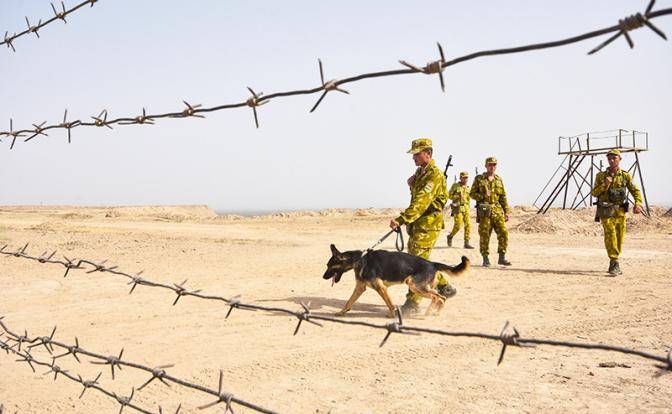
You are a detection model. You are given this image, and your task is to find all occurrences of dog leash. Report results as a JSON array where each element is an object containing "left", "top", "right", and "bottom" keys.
[{"left": 361, "top": 227, "right": 404, "bottom": 259}]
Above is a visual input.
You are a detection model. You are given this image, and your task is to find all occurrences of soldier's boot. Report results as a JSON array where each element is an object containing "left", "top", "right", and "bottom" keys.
[
  {"left": 498, "top": 253, "right": 512, "bottom": 266},
  {"left": 482, "top": 255, "right": 491, "bottom": 267},
  {"left": 608, "top": 260, "right": 622, "bottom": 276},
  {"left": 400, "top": 298, "right": 420, "bottom": 316},
  {"left": 446, "top": 235, "right": 453, "bottom": 247},
  {"left": 437, "top": 284, "right": 457, "bottom": 299},
  {"left": 464, "top": 241, "right": 474, "bottom": 249}
]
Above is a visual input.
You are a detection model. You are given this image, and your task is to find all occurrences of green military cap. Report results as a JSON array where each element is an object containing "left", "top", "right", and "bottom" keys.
[
  {"left": 459, "top": 171, "right": 469, "bottom": 178},
  {"left": 485, "top": 156, "right": 498, "bottom": 165},
  {"left": 407, "top": 138, "right": 433, "bottom": 154},
  {"left": 607, "top": 149, "right": 621, "bottom": 157}
]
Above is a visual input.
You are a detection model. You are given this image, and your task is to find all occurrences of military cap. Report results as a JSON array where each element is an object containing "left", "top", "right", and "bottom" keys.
[
  {"left": 606, "top": 149, "right": 621, "bottom": 157},
  {"left": 407, "top": 138, "right": 433, "bottom": 154},
  {"left": 485, "top": 156, "right": 498, "bottom": 165},
  {"left": 459, "top": 171, "right": 469, "bottom": 178}
]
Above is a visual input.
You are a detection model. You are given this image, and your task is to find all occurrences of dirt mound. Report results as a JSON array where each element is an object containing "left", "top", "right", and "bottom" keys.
[
  {"left": 512, "top": 206, "right": 672, "bottom": 235},
  {"left": 512, "top": 208, "right": 600, "bottom": 236},
  {"left": 104, "top": 205, "right": 217, "bottom": 221}
]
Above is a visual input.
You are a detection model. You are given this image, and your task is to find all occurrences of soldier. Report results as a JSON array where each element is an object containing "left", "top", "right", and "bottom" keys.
[
  {"left": 591, "top": 149, "right": 643, "bottom": 276},
  {"left": 447, "top": 171, "right": 474, "bottom": 249},
  {"left": 390, "top": 138, "right": 456, "bottom": 315},
  {"left": 470, "top": 156, "right": 511, "bottom": 267}
]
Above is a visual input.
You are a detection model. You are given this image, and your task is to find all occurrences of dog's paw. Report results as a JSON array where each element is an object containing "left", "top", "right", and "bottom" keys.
[{"left": 334, "top": 310, "right": 347, "bottom": 317}]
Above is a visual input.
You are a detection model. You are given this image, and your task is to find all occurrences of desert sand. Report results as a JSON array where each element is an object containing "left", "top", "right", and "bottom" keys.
[{"left": 1, "top": 205, "right": 671, "bottom": 413}]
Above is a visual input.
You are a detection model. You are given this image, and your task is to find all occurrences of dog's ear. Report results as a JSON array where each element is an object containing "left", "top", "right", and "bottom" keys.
[{"left": 330, "top": 244, "right": 340, "bottom": 256}]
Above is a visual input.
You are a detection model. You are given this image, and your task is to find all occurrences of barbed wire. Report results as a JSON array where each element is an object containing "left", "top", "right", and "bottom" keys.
[
  {"left": 0, "top": 332, "right": 157, "bottom": 414},
  {"left": 1, "top": 0, "right": 100, "bottom": 53},
  {"left": 2, "top": 243, "right": 671, "bottom": 372},
  {"left": 0, "top": 318, "right": 278, "bottom": 414},
  {"left": 1, "top": 1, "right": 670, "bottom": 149}
]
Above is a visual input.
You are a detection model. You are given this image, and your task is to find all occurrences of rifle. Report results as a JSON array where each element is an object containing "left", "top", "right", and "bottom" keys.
[{"left": 443, "top": 155, "right": 453, "bottom": 178}]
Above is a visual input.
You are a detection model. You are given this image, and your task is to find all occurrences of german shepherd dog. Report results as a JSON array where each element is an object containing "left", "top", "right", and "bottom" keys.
[{"left": 323, "top": 244, "right": 470, "bottom": 317}]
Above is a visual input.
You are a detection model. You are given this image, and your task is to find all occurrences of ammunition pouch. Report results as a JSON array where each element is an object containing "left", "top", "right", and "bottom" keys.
[
  {"left": 596, "top": 202, "right": 616, "bottom": 220},
  {"left": 608, "top": 187, "right": 627, "bottom": 204},
  {"left": 476, "top": 202, "right": 492, "bottom": 223}
]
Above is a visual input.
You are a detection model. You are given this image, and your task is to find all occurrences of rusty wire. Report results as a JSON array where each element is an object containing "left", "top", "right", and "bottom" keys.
[
  {"left": 1, "top": 1, "right": 670, "bottom": 148},
  {"left": 1, "top": 0, "right": 100, "bottom": 53},
  {"left": 0, "top": 318, "right": 277, "bottom": 414},
  {"left": 2, "top": 243, "right": 671, "bottom": 372}
]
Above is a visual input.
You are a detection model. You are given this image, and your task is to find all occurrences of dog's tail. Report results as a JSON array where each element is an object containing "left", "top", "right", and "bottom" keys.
[{"left": 433, "top": 255, "right": 470, "bottom": 276}]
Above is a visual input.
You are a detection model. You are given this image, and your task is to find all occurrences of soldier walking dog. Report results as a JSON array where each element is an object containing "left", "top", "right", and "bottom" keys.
[{"left": 389, "top": 138, "right": 457, "bottom": 315}]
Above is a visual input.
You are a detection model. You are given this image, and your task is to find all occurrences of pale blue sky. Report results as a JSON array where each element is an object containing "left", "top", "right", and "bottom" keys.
[{"left": 1, "top": 1, "right": 670, "bottom": 211}]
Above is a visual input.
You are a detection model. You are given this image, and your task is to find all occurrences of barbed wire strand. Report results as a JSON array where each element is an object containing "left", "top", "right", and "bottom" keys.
[
  {"left": 0, "top": 333, "right": 157, "bottom": 414},
  {"left": 2, "top": 243, "right": 670, "bottom": 372},
  {"left": 0, "top": 318, "right": 277, "bottom": 414},
  {"left": 1, "top": 2, "right": 669, "bottom": 148},
  {"left": 1, "top": 0, "right": 100, "bottom": 53}
]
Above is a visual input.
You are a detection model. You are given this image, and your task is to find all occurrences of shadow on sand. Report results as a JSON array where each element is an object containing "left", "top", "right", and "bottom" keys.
[
  {"left": 257, "top": 295, "right": 393, "bottom": 319},
  {"left": 501, "top": 267, "right": 608, "bottom": 277}
]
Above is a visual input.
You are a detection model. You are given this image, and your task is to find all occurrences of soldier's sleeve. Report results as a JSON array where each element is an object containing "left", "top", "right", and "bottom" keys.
[
  {"left": 624, "top": 172, "right": 643, "bottom": 205},
  {"left": 448, "top": 183, "right": 460, "bottom": 202},
  {"left": 591, "top": 172, "right": 607, "bottom": 197},
  {"left": 396, "top": 170, "right": 440, "bottom": 225},
  {"left": 498, "top": 178, "right": 511, "bottom": 214},
  {"left": 470, "top": 177, "right": 482, "bottom": 202}
]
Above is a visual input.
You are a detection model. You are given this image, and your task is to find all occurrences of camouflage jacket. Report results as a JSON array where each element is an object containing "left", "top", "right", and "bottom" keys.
[
  {"left": 591, "top": 168, "right": 643, "bottom": 205},
  {"left": 448, "top": 183, "right": 470, "bottom": 214},
  {"left": 396, "top": 159, "right": 448, "bottom": 231},
  {"left": 470, "top": 173, "right": 510, "bottom": 215}
]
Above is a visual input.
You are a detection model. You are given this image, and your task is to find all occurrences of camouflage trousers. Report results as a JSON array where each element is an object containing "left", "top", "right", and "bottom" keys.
[
  {"left": 405, "top": 229, "right": 448, "bottom": 304},
  {"left": 478, "top": 213, "right": 508, "bottom": 255},
  {"left": 601, "top": 211, "right": 626, "bottom": 260},
  {"left": 449, "top": 211, "right": 471, "bottom": 242}
]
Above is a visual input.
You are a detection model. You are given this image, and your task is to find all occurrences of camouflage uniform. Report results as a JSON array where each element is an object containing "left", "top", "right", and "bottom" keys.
[
  {"left": 394, "top": 139, "right": 448, "bottom": 304},
  {"left": 447, "top": 175, "right": 471, "bottom": 244},
  {"left": 470, "top": 158, "right": 510, "bottom": 258},
  {"left": 591, "top": 159, "right": 642, "bottom": 263}
]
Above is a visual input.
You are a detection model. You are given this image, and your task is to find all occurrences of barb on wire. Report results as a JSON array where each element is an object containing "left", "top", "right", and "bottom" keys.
[
  {"left": 92, "top": 109, "right": 114, "bottom": 129},
  {"left": 0, "top": 119, "right": 26, "bottom": 151},
  {"left": 90, "top": 348, "right": 124, "bottom": 380},
  {"left": 3, "top": 243, "right": 671, "bottom": 375},
  {"left": 27, "top": 326, "right": 57, "bottom": 354},
  {"left": 42, "top": 357, "right": 69, "bottom": 381},
  {"left": 120, "top": 108, "right": 154, "bottom": 126},
  {"left": 3, "top": 1, "right": 669, "bottom": 149},
  {"left": 309, "top": 59, "right": 350, "bottom": 113},
  {"left": 0, "top": 319, "right": 278, "bottom": 414},
  {"left": 292, "top": 301, "right": 323, "bottom": 335},
  {"left": 399, "top": 42, "right": 447, "bottom": 92},
  {"left": 1, "top": 0, "right": 101, "bottom": 52},
  {"left": 77, "top": 372, "right": 102, "bottom": 398},
  {"left": 138, "top": 364, "right": 174, "bottom": 390},
  {"left": 246, "top": 87, "right": 267, "bottom": 129},
  {"left": 198, "top": 370, "right": 236, "bottom": 413},
  {"left": 589, "top": 0, "right": 668, "bottom": 54}
]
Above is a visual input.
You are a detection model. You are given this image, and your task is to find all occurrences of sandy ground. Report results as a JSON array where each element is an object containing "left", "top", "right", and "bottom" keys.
[{"left": 0, "top": 205, "right": 671, "bottom": 413}]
